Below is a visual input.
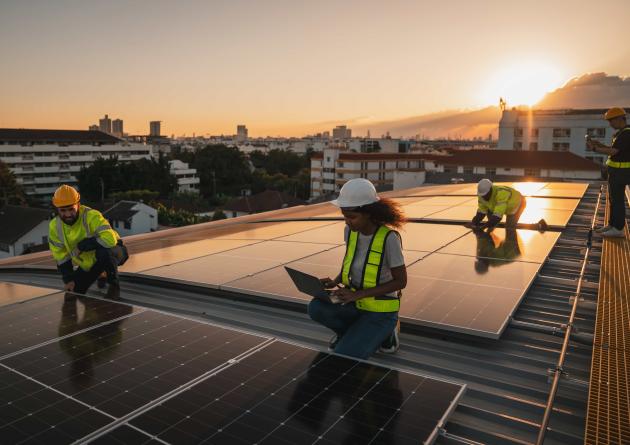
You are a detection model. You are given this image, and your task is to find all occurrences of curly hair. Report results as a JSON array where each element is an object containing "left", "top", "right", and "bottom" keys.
[{"left": 356, "top": 197, "right": 407, "bottom": 229}]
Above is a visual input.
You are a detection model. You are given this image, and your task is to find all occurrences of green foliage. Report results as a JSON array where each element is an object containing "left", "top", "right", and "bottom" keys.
[
  {"left": 249, "top": 148, "right": 308, "bottom": 176},
  {"left": 110, "top": 190, "right": 159, "bottom": 203},
  {"left": 76, "top": 154, "right": 177, "bottom": 202},
  {"left": 156, "top": 203, "right": 210, "bottom": 227},
  {"left": 0, "top": 161, "right": 26, "bottom": 205}
]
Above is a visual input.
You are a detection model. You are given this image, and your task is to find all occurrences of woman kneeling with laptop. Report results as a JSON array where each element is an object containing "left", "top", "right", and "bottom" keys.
[{"left": 309, "top": 178, "right": 407, "bottom": 359}]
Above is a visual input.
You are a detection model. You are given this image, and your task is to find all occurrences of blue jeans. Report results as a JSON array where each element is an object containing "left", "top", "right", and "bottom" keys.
[{"left": 307, "top": 299, "right": 398, "bottom": 360}]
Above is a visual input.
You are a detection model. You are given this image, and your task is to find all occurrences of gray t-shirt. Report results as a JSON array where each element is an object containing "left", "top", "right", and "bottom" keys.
[{"left": 343, "top": 226, "right": 405, "bottom": 297}]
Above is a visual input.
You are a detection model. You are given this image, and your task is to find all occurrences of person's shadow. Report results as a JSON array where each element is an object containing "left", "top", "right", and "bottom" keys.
[
  {"left": 58, "top": 294, "right": 133, "bottom": 390},
  {"left": 288, "top": 352, "right": 403, "bottom": 444},
  {"left": 473, "top": 227, "right": 522, "bottom": 274}
]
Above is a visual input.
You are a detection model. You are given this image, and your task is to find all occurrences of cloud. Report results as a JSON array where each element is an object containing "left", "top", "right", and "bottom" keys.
[{"left": 537, "top": 72, "right": 630, "bottom": 109}]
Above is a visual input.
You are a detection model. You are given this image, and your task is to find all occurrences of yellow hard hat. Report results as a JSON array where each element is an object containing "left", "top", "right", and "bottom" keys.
[
  {"left": 52, "top": 184, "right": 80, "bottom": 208},
  {"left": 604, "top": 107, "right": 626, "bottom": 120}
]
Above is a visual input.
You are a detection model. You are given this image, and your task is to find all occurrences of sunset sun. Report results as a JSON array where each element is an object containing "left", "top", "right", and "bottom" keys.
[{"left": 481, "top": 62, "right": 565, "bottom": 107}]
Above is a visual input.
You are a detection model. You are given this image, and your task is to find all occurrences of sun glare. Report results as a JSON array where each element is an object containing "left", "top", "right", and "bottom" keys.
[{"left": 480, "top": 62, "right": 564, "bottom": 107}]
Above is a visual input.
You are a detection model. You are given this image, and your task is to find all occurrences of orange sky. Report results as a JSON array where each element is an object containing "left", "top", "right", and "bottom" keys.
[{"left": 1, "top": 0, "right": 629, "bottom": 137}]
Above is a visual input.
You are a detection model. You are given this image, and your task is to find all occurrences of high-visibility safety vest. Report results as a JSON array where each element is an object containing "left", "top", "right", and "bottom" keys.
[
  {"left": 606, "top": 127, "right": 630, "bottom": 168},
  {"left": 341, "top": 225, "right": 400, "bottom": 313},
  {"left": 48, "top": 205, "right": 120, "bottom": 271},
  {"left": 477, "top": 185, "right": 523, "bottom": 218}
]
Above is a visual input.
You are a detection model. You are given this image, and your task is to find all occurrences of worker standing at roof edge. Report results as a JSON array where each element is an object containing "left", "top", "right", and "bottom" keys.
[
  {"left": 308, "top": 178, "right": 408, "bottom": 360},
  {"left": 465, "top": 179, "right": 546, "bottom": 231},
  {"left": 587, "top": 107, "right": 630, "bottom": 238},
  {"left": 48, "top": 185, "right": 129, "bottom": 299}
]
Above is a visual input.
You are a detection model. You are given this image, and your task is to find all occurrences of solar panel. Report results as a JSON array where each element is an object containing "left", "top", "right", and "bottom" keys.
[
  {"left": 143, "top": 241, "right": 338, "bottom": 287},
  {"left": 212, "top": 221, "right": 338, "bottom": 240},
  {"left": 0, "top": 293, "right": 142, "bottom": 359},
  {"left": 423, "top": 205, "right": 574, "bottom": 228},
  {"left": 222, "top": 247, "right": 428, "bottom": 303},
  {"left": 0, "top": 281, "right": 57, "bottom": 307},
  {"left": 400, "top": 205, "right": 451, "bottom": 219},
  {"left": 120, "top": 239, "right": 259, "bottom": 272},
  {"left": 127, "top": 340, "right": 464, "bottom": 445},
  {"left": 276, "top": 221, "right": 346, "bottom": 244},
  {"left": 90, "top": 425, "right": 163, "bottom": 444},
  {"left": 437, "top": 228, "right": 561, "bottom": 263},
  {"left": 0, "top": 365, "right": 113, "bottom": 443},
  {"left": 2, "top": 308, "right": 270, "bottom": 418},
  {"left": 398, "top": 224, "right": 471, "bottom": 253},
  {"left": 401, "top": 253, "right": 541, "bottom": 338},
  {"left": 523, "top": 197, "right": 580, "bottom": 211}
]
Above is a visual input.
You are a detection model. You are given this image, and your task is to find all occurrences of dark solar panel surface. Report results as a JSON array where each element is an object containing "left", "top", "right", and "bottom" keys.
[
  {"left": 0, "top": 292, "right": 142, "bottom": 358},
  {"left": 0, "top": 365, "right": 113, "bottom": 444},
  {"left": 130, "top": 341, "right": 463, "bottom": 445}
]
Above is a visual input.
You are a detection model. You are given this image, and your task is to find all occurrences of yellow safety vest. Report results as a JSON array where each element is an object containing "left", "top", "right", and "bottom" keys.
[
  {"left": 477, "top": 185, "right": 522, "bottom": 218},
  {"left": 48, "top": 205, "right": 120, "bottom": 271},
  {"left": 606, "top": 127, "right": 630, "bottom": 168},
  {"left": 341, "top": 225, "right": 400, "bottom": 312}
]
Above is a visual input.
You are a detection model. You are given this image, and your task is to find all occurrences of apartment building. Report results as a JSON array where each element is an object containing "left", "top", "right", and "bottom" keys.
[
  {"left": 497, "top": 107, "right": 629, "bottom": 164},
  {"left": 310, "top": 148, "right": 601, "bottom": 198},
  {"left": 0, "top": 129, "right": 152, "bottom": 200},
  {"left": 168, "top": 159, "right": 201, "bottom": 194}
]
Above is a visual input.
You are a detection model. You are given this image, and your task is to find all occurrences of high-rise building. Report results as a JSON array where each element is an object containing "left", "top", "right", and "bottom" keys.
[
  {"left": 112, "top": 119, "right": 124, "bottom": 138},
  {"left": 99, "top": 114, "right": 112, "bottom": 134},
  {"left": 236, "top": 125, "right": 248, "bottom": 142},
  {"left": 150, "top": 121, "right": 161, "bottom": 137},
  {"left": 332, "top": 125, "right": 352, "bottom": 139}
]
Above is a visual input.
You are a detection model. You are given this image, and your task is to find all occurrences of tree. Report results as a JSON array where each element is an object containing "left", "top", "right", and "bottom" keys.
[
  {"left": 77, "top": 155, "right": 177, "bottom": 202},
  {"left": 0, "top": 160, "right": 26, "bottom": 205}
]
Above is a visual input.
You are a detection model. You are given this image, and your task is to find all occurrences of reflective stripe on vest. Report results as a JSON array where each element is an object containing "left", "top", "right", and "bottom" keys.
[
  {"left": 341, "top": 225, "right": 400, "bottom": 313},
  {"left": 607, "top": 127, "right": 630, "bottom": 168}
]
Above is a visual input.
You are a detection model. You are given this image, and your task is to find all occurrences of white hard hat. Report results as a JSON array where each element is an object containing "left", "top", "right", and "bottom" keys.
[
  {"left": 477, "top": 179, "right": 493, "bottom": 196},
  {"left": 331, "top": 178, "right": 380, "bottom": 208}
]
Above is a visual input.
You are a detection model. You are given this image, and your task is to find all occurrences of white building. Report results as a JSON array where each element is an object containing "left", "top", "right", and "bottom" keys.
[
  {"left": 150, "top": 121, "right": 161, "bottom": 137},
  {"left": 168, "top": 160, "right": 200, "bottom": 193},
  {"left": 103, "top": 201, "right": 158, "bottom": 237},
  {"left": 0, "top": 129, "right": 152, "bottom": 201},
  {"left": 236, "top": 125, "right": 248, "bottom": 143},
  {"left": 497, "top": 107, "right": 628, "bottom": 164},
  {"left": 0, "top": 205, "right": 51, "bottom": 259},
  {"left": 310, "top": 149, "right": 601, "bottom": 199},
  {"left": 99, "top": 114, "right": 112, "bottom": 134}
]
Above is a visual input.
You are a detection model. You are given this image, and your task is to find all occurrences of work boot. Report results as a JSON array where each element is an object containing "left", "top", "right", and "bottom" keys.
[
  {"left": 379, "top": 320, "right": 401, "bottom": 354},
  {"left": 328, "top": 334, "right": 340, "bottom": 352},
  {"left": 537, "top": 219, "right": 548, "bottom": 232},
  {"left": 602, "top": 227, "right": 625, "bottom": 238},
  {"left": 97, "top": 272, "right": 107, "bottom": 289},
  {"left": 106, "top": 282, "right": 121, "bottom": 300},
  {"left": 595, "top": 225, "right": 613, "bottom": 234}
]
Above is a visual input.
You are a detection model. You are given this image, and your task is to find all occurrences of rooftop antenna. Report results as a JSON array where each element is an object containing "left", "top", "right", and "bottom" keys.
[{"left": 499, "top": 97, "right": 507, "bottom": 111}]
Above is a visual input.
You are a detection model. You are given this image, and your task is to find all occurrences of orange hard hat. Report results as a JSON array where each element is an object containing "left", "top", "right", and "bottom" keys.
[
  {"left": 52, "top": 184, "right": 80, "bottom": 208},
  {"left": 604, "top": 107, "right": 626, "bottom": 120}
]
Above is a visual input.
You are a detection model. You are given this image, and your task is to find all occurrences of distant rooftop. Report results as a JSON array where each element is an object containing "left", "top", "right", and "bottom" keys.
[
  {"left": 0, "top": 128, "right": 122, "bottom": 144},
  {"left": 103, "top": 201, "right": 139, "bottom": 222},
  {"left": 515, "top": 107, "right": 630, "bottom": 116},
  {"left": 0, "top": 205, "right": 51, "bottom": 245},
  {"left": 224, "top": 189, "right": 305, "bottom": 214}
]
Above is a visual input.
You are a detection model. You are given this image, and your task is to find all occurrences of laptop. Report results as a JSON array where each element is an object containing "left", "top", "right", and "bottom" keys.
[{"left": 284, "top": 266, "right": 341, "bottom": 304}]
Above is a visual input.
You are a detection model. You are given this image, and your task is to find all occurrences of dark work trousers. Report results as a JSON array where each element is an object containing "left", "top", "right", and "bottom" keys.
[
  {"left": 73, "top": 243, "right": 127, "bottom": 294},
  {"left": 608, "top": 167, "right": 630, "bottom": 230}
]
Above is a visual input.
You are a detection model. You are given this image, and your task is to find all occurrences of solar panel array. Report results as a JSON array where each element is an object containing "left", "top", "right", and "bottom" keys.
[
  {"left": 0, "top": 182, "right": 583, "bottom": 339},
  {"left": 0, "top": 286, "right": 464, "bottom": 444}
]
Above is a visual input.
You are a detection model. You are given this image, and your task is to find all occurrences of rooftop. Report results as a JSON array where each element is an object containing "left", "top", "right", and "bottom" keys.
[
  {"left": 0, "top": 128, "right": 122, "bottom": 144},
  {"left": 0, "top": 180, "right": 624, "bottom": 444},
  {"left": 103, "top": 201, "right": 139, "bottom": 222},
  {"left": 223, "top": 189, "right": 305, "bottom": 214},
  {"left": 0, "top": 205, "right": 51, "bottom": 245}
]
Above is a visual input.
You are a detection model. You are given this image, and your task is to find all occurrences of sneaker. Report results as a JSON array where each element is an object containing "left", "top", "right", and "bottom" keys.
[
  {"left": 602, "top": 228, "right": 625, "bottom": 238},
  {"left": 595, "top": 225, "right": 613, "bottom": 234},
  {"left": 379, "top": 320, "right": 401, "bottom": 354},
  {"left": 328, "top": 334, "right": 339, "bottom": 352},
  {"left": 97, "top": 273, "right": 107, "bottom": 289}
]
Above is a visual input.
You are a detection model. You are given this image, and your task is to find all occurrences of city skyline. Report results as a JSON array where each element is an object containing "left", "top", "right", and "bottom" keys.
[{"left": 1, "top": 0, "right": 629, "bottom": 136}]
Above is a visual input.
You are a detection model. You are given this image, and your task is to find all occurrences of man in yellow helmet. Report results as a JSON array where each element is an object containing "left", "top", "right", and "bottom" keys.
[
  {"left": 48, "top": 185, "right": 128, "bottom": 298},
  {"left": 587, "top": 107, "right": 630, "bottom": 238}
]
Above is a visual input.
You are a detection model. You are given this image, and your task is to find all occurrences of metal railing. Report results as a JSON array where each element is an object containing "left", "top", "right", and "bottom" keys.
[{"left": 535, "top": 184, "right": 603, "bottom": 445}]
